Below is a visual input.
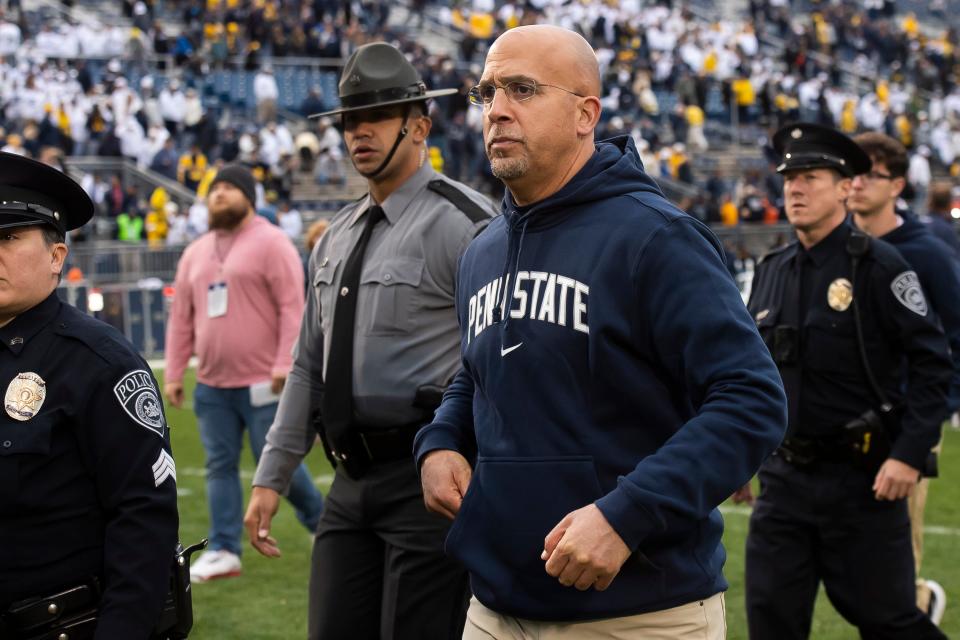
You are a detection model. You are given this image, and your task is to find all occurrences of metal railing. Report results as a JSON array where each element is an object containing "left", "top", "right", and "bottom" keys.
[{"left": 66, "top": 156, "right": 199, "bottom": 208}]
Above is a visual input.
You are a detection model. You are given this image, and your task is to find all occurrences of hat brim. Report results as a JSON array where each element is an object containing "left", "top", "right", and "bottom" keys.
[
  {"left": 0, "top": 213, "right": 59, "bottom": 231},
  {"left": 308, "top": 88, "right": 459, "bottom": 119},
  {"left": 776, "top": 157, "right": 859, "bottom": 178}
]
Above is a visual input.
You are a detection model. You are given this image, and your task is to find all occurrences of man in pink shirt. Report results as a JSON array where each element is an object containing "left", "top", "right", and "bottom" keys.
[{"left": 163, "top": 164, "right": 324, "bottom": 583}]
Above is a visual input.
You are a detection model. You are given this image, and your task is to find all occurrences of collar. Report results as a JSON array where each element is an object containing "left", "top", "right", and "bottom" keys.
[
  {"left": 0, "top": 291, "right": 61, "bottom": 356},
  {"left": 798, "top": 219, "right": 850, "bottom": 267},
  {"left": 349, "top": 162, "right": 438, "bottom": 228}
]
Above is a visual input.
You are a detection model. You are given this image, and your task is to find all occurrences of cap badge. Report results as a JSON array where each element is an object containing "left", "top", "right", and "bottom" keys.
[
  {"left": 827, "top": 278, "right": 853, "bottom": 312},
  {"left": 5, "top": 372, "right": 46, "bottom": 421},
  {"left": 791, "top": 128, "right": 803, "bottom": 139},
  {"left": 349, "top": 73, "right": 361, "bottom": 86}
]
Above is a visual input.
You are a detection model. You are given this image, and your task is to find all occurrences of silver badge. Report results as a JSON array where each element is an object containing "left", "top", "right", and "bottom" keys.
[
  {"left": 791, "top": 128, "right": 803, "bottom": 139},
  {"left": 5, "top": 372, "right": 46, "bottom": 421},
  {"left": 891, "top": 271, "right": 927, "bottom": 316},
  {"left": 114, "top": 369, "right": 166, "bottom": 437}
]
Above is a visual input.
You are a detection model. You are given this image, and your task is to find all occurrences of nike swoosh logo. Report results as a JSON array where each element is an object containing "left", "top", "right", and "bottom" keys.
[{"left": 500, "top": 343, "right": 523, "bottom": 357}]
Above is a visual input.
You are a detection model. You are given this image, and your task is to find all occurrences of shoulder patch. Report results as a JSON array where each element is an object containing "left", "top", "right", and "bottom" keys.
[
  {"left": 891, "top": 270, "right": 928, "bottom": 316},
  {"left": 427, "top": 179, "right": 493, "bottom": 224},
  {"left": 114, "top": 369, "right": 166, "bottom": 437}
]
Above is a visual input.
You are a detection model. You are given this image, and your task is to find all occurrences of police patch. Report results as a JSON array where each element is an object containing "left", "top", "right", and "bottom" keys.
[
  {"left": 891, "top": 271, "right": 928, "bottom": 316},
  {"left": 114, "top": 369, "right": 166, "bottom": 437}
]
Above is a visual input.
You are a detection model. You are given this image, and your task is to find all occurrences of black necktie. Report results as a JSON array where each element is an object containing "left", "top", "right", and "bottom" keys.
[{"left": 322, "top": 205, "right": 385, "bottom": 447}]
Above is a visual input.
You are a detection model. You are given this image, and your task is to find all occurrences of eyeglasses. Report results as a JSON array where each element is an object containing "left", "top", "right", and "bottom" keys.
[
  {"left": 467, "top": 80, "right": 584, "bottom": 107},
  {"left": 858, "top": 170, "right": 895, "bottom": 182}
]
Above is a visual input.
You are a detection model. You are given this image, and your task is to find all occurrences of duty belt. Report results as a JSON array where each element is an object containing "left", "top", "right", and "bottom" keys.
[
  {"left": 777, "top": 433, "right": 850, "bottom": 467},
  {"left": 321, "top": 421, "right": 425, "bottom": 479}
]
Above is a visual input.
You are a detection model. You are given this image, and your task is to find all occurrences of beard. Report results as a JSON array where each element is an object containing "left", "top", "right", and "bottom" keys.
[
  {"left": 488, "top": 152, "right": 530, "bottom": 180},
  {"left": 208, "top": 201, "right": 249, "bottom": 230}
]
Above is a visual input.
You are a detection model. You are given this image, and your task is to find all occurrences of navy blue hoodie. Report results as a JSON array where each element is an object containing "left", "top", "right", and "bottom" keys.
[
  {"left": 414, "top": 137, "right": 787, "bottom": 620},
  {"left": 882, "top": 212, "right": 960, "bottom": 412}
]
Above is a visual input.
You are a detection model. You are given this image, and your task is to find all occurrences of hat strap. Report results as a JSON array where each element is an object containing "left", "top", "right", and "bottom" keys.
[{"left": 357, "top": 103, "right": 414, "bottom": 179}]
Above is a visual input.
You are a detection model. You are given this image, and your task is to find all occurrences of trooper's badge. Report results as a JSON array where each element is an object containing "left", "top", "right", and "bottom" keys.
[
  {"left": 114, "top": 369, "right": 166, "bottom": 437},
  {"left": 5, "top": 372, "right": 46, "bottom": 421},
  {"left": 891, "top": 271, "right": 928, "bottom": 316},
  {"left": 827, "top": 278, "right": 854, "bottom": 312}
]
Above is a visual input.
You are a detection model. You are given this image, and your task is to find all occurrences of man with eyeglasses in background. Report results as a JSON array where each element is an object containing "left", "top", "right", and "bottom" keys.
[
  {"left": 416, "top": 25, "right": 786, "bottom": 638},
  {"left": 848, "top": 131, "right": 959, "bottom": 627},
  {"left": 244, "top": 42, "right": 495, "bottom": 640}
]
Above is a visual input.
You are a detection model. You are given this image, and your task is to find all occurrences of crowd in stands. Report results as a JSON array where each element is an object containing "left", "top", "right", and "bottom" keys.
[{"left": 1, "top": 0, "right": 960, "bottom": 247}]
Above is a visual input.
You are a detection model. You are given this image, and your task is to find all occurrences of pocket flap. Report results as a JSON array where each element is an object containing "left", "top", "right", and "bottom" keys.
[
  {"left": 0, "top": 415, "right": 56, "bottom": 456},
  {"left": 361, "top": 257, "right": 423, "bottom": 287},
  {"left": 313, "top": 258, "right": 339, "bottom": 287}
]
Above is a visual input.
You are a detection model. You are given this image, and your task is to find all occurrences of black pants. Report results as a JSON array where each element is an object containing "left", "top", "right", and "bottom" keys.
[
  {"left": 308, "top": 459, "right": 469, "bottom": 640},
  {"left": 745, "top": 454, "right": 946, "bottom": 640}
]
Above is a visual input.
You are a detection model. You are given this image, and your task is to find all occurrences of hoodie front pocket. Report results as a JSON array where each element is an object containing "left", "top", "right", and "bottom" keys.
[{"left": 445, "top": 456, "right": 605, "bottom": 609}]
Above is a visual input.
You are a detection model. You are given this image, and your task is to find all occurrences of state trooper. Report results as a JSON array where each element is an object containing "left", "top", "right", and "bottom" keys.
[
  {"left": 0, "top": 152, "right": 180, "bottom": 639},
  {"left": 742, "top": 123, "right": 950, "bottom": 639},
  {"left": 243, "top": 42, "right": 496, "bottom": 639}
]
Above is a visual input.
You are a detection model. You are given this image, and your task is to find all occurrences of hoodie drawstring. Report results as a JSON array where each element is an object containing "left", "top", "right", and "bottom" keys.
[{"left": 494, "top": 214, "right": 531, "bottom": 342}]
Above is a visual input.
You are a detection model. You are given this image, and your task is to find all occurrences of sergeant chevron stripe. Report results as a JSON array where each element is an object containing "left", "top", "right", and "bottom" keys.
[{"left": 152, "top": 450, "right": 177, "bottom": 487}]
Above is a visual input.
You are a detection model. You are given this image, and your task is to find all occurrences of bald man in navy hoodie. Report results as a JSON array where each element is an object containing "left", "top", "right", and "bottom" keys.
[{"left": 415, "top": 25, "right": 786, "bottom": 638}]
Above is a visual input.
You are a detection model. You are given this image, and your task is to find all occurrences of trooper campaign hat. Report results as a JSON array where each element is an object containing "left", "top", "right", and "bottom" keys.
[
  {"left": 772, "top": 122, "right": 872, "bottom": 178},
  {"left": 309, "top": 42, "right": 457, "bottom": 118},
  {"left": 0, "top": 152, "right": 94, "bottom": 233}
]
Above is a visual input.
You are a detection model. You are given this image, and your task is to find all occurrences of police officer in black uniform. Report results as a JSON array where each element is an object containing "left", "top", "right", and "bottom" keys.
[
  {"left": 742, "top": 124, "right": 951, "bottom": 639},
  {"left": 0, "top": 152, "right": 179, "bottom": 639}
]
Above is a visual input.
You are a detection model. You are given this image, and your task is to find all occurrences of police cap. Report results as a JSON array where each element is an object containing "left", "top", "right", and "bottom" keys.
[
  {"left": 772, "top": 122, "right": 871, "bottom": 178},
  {"left": 0, "top": 152, "right": 94, "bottom": 234}
]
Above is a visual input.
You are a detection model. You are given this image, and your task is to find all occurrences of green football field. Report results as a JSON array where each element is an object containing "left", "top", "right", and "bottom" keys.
[{"left": 164, "top": 370, "right": 960, "bottom": 639}]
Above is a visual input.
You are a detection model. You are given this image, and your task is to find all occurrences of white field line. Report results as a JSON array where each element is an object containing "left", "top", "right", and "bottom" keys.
[
  {"left": 719, "top": 505, "right": 960, "bottom": 537},
  {"left": 178, "top": 466, "right": 333, "bottom": 486}
]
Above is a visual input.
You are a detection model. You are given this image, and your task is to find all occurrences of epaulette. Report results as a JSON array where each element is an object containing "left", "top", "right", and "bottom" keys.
[
  {"left": 757, "top": 242, "right": 793, "bottom": 265},
  {"left": 54, "top": 305, "right": 140, "bottom": 367},
  {"left": 427, "top": 179, "right": 492, "bottom": 224}
]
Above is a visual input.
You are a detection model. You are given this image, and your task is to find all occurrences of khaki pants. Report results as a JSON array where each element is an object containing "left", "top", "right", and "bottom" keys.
[
  {"left": 463, "top": 593, "right": 726, "bottom": 640},
  {"left": 909, "top": 439, "right": 942, "bottom": 611}
]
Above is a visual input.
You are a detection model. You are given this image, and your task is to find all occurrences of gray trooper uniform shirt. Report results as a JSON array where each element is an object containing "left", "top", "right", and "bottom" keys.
[{"left": 254, "top": 163, "right": 495, "bottom": 491}]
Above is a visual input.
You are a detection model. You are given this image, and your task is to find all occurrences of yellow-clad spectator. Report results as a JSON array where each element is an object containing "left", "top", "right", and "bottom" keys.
[
  {"left": 668, "top": 144, "right": 686, "bottom": 180},
  {"left": 840, "top": 100, "right": 857, "bottom": 134},
  {"left": 469, "top": 12, "right": 494, "bottom": 39},
  {"left": 876, "top": 80, "right": 889, "bottom": 108},
  {"left": 146, "top": 187, "right": 169, "bottom": 245},
  {"left": 720, "top": 195, "right": 739, "bottom": 226},
  {"left": 177, "top": 144, "right": 208, "bottom": 191},
  {"left": 703, "top": 49, "right": 718, "bottom": 75},
  {"left": 685, "top": 103, "right": 708, "bottom": 152},
  {"left": 732, "top": 77, "right": 755, "bottom": 107},
  {"left": 196, "top": 166, "right": 218, "bottom": 200},
  {"left": 429, "top": 146, "right": 444, "bottom": 173},
  {"left": 902, "top": 12, "right": 919, "bottom": 39},
  {"left": 894, "top": 113, "right": 913, "bottom": 147}
]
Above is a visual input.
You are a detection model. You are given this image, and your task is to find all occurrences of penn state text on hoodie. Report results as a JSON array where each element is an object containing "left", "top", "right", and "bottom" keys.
[
  {"left": 414, "top": 136, "right": 787, "bottom": 621},
  {"left": 883, "top": 212, "right": 960, "bottom": 413}
]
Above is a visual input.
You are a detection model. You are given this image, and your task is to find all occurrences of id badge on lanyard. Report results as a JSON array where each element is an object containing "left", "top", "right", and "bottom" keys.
[{"left": 207, "top": 282, "right": 228, "bottom": 318}]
